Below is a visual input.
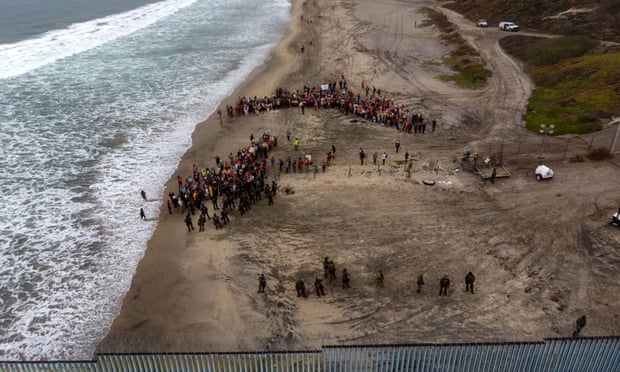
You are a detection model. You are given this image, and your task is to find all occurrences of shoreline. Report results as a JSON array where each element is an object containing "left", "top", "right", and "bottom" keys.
[{"left": 96, "top": 0, "right": 307, "bottom": 354}]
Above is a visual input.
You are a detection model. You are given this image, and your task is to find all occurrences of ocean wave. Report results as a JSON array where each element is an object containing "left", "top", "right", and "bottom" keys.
[
  {"left": 0, "top": 0, "right": 199, "bottom": 80},
  {"left": 0, "top": 0, "right": 290, "bottom": 360}
]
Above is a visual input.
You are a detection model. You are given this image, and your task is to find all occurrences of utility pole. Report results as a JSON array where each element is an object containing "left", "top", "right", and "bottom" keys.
[
  {"left": 611, "top": 122, "right": 620, "bottom": 154},
  {"left": 539, "top": 124, "right": 554, "bottom": 161}
]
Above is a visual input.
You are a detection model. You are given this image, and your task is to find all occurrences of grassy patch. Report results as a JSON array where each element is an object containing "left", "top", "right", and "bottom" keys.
[
  {"left": 501, "top": 35, "right": 616, "bottom": 134},
  {"left": 422, "top": 60, "right": 442, "bottom": 66},
  {"left": 522, "top": 36, "right": 599, "bottom": 66},
  {"left": 421, "top": 8, "right": 492, "bottom": 89},
  {"left": 524, "top": 50, "right": 620, "bottom": 134}
]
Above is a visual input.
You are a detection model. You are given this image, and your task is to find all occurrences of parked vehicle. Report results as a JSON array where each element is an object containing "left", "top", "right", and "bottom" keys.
[
  {"left": 476, "top": 19, "right": 489, "bottom": 27},
  {"left": 499, "top": 21, "right": 520, "bottom": 32},
  {"left": 535, "top": 164, "right": 553, "bottom": 181},
  {"left": 612, "top": 208, "right": 620, "bottom": 226}
]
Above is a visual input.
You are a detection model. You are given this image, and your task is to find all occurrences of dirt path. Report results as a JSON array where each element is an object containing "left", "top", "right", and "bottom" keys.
[{"left": 436, "top": 6, "right": 535, "bottom": 142}]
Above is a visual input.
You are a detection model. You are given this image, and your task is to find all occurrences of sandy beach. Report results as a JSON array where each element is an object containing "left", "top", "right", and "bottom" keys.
[{"left": 97, "top": 0, "right": 620, "bottom": 354}]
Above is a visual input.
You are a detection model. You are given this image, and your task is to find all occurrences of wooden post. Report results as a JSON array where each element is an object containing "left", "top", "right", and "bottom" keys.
[
  {"left": 348, "top": 165, "right": 351, "bottom": 178},
  {"left": 611, "top": 123, "right": 620, "bottom": 154},
  {"left": 563, "top": 138, "right": 570, "bottom": 162},
  {"left": 499, "top": 141, "right": 504, "bottom": 165},
  {"left": 587, "top": 135, "right": 594, "bottom": 154}
]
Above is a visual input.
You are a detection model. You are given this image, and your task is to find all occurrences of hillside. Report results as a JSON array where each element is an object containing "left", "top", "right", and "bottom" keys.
[
  {"left": 499, "top": 36, "right": 620, "bottom": 134},
  {"left": 444, "top": 0, "right": 620, "bottom": 42},
  {"left": 443, "top": 1, "right": 620, "bottom": 134}
]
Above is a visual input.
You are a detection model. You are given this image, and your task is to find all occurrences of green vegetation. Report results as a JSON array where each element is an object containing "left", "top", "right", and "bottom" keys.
[
  {"left": 501, "top": 35, "right": 618, "bottom": 134},
  {"left": 520, "top": 36, "right": 599, "bottom": 66},
  {"left": 516, "top": 37, "right": 620, "bottom": 134},
  {"left": 425, "top": 1, "right": 620, "bottom": 135},
  {"left": 421, "top": 8, "right": 492, "bottom": 89}
]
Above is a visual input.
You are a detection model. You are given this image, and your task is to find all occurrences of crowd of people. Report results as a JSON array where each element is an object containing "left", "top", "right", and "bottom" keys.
[
  {"left": 257, "top": 256, "right": 477, "bottom": 300},
  {"left": 141, "top": 75, "right": 459, "bottom": 308},
  {"left": 160, "top": 132, "right": 280, "bottom": 233},
  {"left": 224, "top": 77, "right": 437, "bottom": 134}
]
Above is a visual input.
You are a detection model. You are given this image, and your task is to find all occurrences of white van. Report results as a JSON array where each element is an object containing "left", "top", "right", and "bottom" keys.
[{"left": 499, "top": 21, "right": 520, "bottom": 32}]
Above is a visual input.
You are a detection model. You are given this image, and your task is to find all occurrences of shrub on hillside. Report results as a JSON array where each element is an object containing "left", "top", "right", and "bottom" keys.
[
  {"left": 523, "top": 36, "right": 599, "bottom": 66},
  {"left": 587, "top": 147, "right": 612, "bottom": 161}
]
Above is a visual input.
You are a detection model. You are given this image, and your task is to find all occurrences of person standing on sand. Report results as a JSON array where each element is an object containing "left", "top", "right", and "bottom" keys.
[
  {"left": 323, "top": 257, "right": 330, "bottom": 278},
  {"left": 212, "top": 214, "right": 223, "bottom": 229},
  {"left": 359, "top": 147, "right": 365, "bottom": 165},
  {"left": 184, "top": 213, "right": 193, "bottom": 232},
  {"left": 331, "top": 145, "right": 336, "bottom": 158},
  {"left": 200, "top": 204, "right": 211, "bottom": 220},
  {"left": 198, "top": 214, "right": 205, "bottom": 232},
  {"left": 140, "top": 208, "right": 146, "bottom": 220},
  {"left": 372, "top": 151, "right": 378, "bottom": 165},
  {"left": 342, "top": 269, "right": 350, "bottom": 289},
  {"left": 416, "top": 274, "right": 425, "bottom": 293},
  {"left": 294, "top": 138, "right": 299, "bottom": 151},
  {"left": 315, "top": 278, "right": 325, "bottom": 297},
  {"left": 382, "top": 151, "right": 388, "bottom": 165},
  {"left": 439, "top": 275, "right": 450, "bottom": 296},
  {"left": 395, "top": 139, "right": 400, "bottom": 153},
  {"left": 258, "top": 274, "right": 266, "bottom": 293},
  {"left": 221, "top": 209, "right": 230, "bottom": 224},
  {"left": 573, "top": 315, "right": 587, "bottom": 337},
  {"left": 465, "top": 272, "right": 476, "bottom": 294},
  {"left": 141, "top": 190, "right": 147, "bottom": 201},
  {"left": 296, "top": 279, "right": 307, "bottom": 297}
]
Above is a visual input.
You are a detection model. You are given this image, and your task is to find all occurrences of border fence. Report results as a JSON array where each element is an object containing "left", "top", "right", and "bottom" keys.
[{"left": 1, "top": 337, "right": 618, "bottom": 371}]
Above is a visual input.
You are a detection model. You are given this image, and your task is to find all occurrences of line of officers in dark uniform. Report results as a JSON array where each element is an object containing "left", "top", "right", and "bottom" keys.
[{"left": 257, "top": 257, "right": 476, "bottom": 297}]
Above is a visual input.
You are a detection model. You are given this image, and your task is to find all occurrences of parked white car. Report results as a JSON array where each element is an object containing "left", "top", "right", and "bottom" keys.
[
  {"left": 612, "top": 209, "right": 620, "bottom": 226},
  {"left": 535, "top": 164, "right": 553, "bottom": 181},
  {"left": 476, "top": 19, "right": 489, "bottom": 27},
  {"left": 499, "top": 21, "right": 520, "bottom": 32}
]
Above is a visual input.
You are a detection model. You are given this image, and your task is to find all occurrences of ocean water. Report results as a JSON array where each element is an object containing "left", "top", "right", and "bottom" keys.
[{"left": 0, "top": 0, "right": 290, "bottom": 360}]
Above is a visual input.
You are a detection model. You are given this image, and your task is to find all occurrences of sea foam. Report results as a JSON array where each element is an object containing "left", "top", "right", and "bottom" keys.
[
  {"left": 0, "top": 0, "right": 199, "bottom": 80},
  {"left": 0, "top": 0, "right": 290, "bottom": 360}
]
